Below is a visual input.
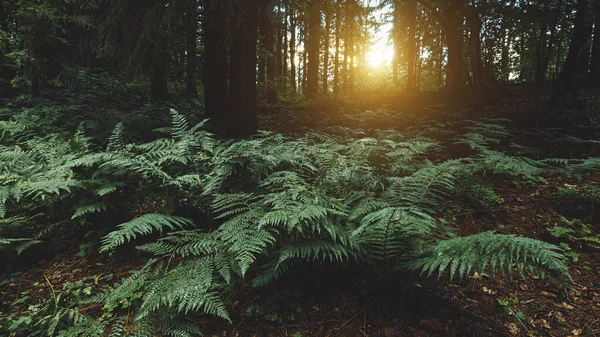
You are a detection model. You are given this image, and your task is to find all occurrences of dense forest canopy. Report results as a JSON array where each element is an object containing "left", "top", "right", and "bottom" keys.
[{"left": 1, "top": 0, "right": 600, "bottom": 336}]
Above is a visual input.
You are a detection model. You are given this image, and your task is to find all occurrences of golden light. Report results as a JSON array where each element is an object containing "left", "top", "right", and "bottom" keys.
[
  {"left": 366, "top": 42, "right": 394, "bottom": 68},
  {"left": 366, "top": 6, "right": 394, "bottom": 69}
]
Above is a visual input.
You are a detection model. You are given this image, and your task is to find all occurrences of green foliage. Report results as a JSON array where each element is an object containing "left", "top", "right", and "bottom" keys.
[
  {"left": 0, "top": 113, "right": 579, "bottom": 335},
  {"left": 405, "top": 231, "right": 570, "bottom": 282},
  {"left": 546, "top": 216, "right": 600, "bottom": 250},
  {"left": 557, "top": 184, "right": 600, "bottom": 205},
  {"left": 100, "top": 214, "right": 195, "bottom": 252}
]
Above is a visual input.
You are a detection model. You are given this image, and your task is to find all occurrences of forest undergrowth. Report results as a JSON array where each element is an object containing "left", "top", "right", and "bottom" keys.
[{"left": 1, "top": 85, "right": 600, "bottom": 337}]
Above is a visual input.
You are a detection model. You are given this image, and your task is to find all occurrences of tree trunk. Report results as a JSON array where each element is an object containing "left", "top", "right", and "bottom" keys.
[
  {"left": 437, "top": 27, "right": 444, "bottom": 87},
  {"left": 322, "top": 3, "right": 331, "bottom": 95},
  {"left": 203, "top": 0, "right": 230, "bottom": 135},
  {"left": 500, "top": 21, "right": 510, "bottom": 81},
  {"left": 276, "top": 1, "right": 284, "bottom": 85},
  {"left": 151, "top": 33, "right": 169, "bottom": 100},
  {"left": 282, "top": 1, "right": 289, "bottom": 91},
  {"left": 392, "top": 0, "right": 400, "bottom": 85},
  {"left": 519, "top": 25, "right": 526, "bottom": 81},
  {"left": 534, "top": 1, "right": 562, "bottom": 109},
  {"left": 306, "top": 0, "right": 320, "bottom": 96},
  {"left": 444, "top": 1, "right": 468, "bottom": 105},
  {"left": 290, "top": 4, "right": 297, "bottom": 93},
  {"left": 548, "top": 0, "right": 591, "bottom": 118},
  {"left": 185, "top": 0, "right": 197, "bottom": 97},
  {"left": 264, "top": 3, "right": 278, "bottom": 103},
  {"left": 467, "top": 1, "right": 486, "bottom": 105},
  {"left": 228, "top": 1, "right": 259, "bottom": 138},
  {"left": 333, "top": 0, "right": 341, "bottom": 97},
  {"left": 258, "top": 19, "right": 267, "bottom": 89},
  {"left": 576, "top": 4, "right": 594, "bottom": 75},
  {"left": 591, "top": 0, "right": 600, "bottom": 85},
  {"left": 0, "top": 0, "right": 6, "bottom": 31},
  {"left": 406, "top": 0, "right": 418, "bottom": 93}
]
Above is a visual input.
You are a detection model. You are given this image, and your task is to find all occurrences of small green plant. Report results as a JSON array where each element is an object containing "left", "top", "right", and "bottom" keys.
[
  {"left": 467, "top": 184, "right": 504, "bottom": 206},
  {"left": 546, "top": 216, "right": 600, "bottom": 250},
  {"left": 498, "top": 297, "right": 528, "bottom": 332},
  {"left": 557, "top": 184, "right": 600, "bottom": 204}
]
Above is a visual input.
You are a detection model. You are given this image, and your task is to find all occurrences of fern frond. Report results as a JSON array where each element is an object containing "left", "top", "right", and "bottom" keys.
[
  {"left": 72, "top": 203, "right": 107, "bottom": 219},
  {"left": 100, "top": 214, "right": 194, "bottom": 252},
  {"left": 138, "top": 258, "right": 231, "bottom": 322},
  {"left": 405, "top": 231, "right": 570, "bottom": 282}
]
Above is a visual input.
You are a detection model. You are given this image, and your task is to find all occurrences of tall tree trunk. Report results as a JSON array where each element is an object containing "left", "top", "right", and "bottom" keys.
[
  {"left": 333, "top": 0, "right": 341, "bottom": 96},
  {"left": 302, "top": 21, "right": 308, "bottom": 94},
  {"left": 185, "top": 0, "right": 198, "bottom": 97},
  {"left": 0, "top": 0, "right": 6, "bottom": 31},
  {"left": 519, "top": 25, "right": 526, "bottom": 81},
  {"left": 500, "top": 20, "right": 510, "bottom": 81},
  {"left": 591, "top": 0, "right": 600, "bottom": 85},
  {"left": 322, "top": 3, "right": 331, "bottom": 95},
  {"left": 437, "top": 26, "right": 444, "bottom": 87},
  {"left": 406, "top": 0, "right": 418, "bottom": 93},
  {"left": 204, "top": 0, "right": 230, "bottom": 136},
  {"left": 534, "top": 1, "right": 562, "bottom": 109},
  {"left": 151, "top": 33, "right": 169, "bottom": 99},
  {"left": 264, "top": 3, "right": 278, "bottom": 103},
  {"left": 343, "top": 45, "right": 349, "bottom": 94},
  {"left": 228, "top": 1, "right": 260, "bottom": 138},
  {"left": 282, "top": 0, "right": 289, "bottom": 90},
  {"left": 258, "top": 19, "right": 267, "bottom": 89},
  {"left": 392, "top": 0, "right": 400, "bottom": 85},
  {"left": 306, "top": 0, "right": 320, "bottom": 96},
  {"left": 290, "top": 4, "right": 297, "bottom": 93},
  {"left": 276, "top": 1, "right": 284, "bottom": 85},
  {"left": 576, "top": 4, "right": 594, "bottom": 75},
  {"left": 467, "top": 1, "right": 485, "bottom": 105},
  {"left": 443, "top": 1, "right": 467, "bottom": 105},
  {"left": 548, "top": 0, "right": 591, "bottom": 118}
]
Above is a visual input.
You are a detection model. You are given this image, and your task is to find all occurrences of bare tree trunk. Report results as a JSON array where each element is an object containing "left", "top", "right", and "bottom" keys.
[
  {"left": 322, "top": 2, "right": 331, "bottom": 95},
  {"left": 591, "top": 0, "right": 600, "bottom": 85},
  {"left": 392, "top": 0, "right": 400, "bottom": 85},
  {"left": 333, "top": 0, "right": 341, "bottom": 97},
  {"left": 444, "top": 1, "right": 467, "bottom": 105},
  {"left": 548, "top": 0, "right": 591, "bottom": 118},
  {"left": 290, "top": 4, "right": 297, "bottom": 93},
  {"left": 282, "top": 0, "right": 289, "bottom": 90},
  {"left": 265, "top": 4, "right": 278, "bottom": 103},
  {"left": 468, "top": 1, "right": 486, "bottom": 105},
  {"left": 151, "top": 34, "right": 169, "bottom": 99},
  {"left": 0, "top": 0, "right": 7, "bottom": 31},
  {"left": 406, "top": 0, "right": 418, "bottom": 93},
  {"left": 258, "top": 19, "right": 267, "bottom": 90},
  {"left": 306, "top": 0, "right": 320, "bottom": 96},
  {"left": 204, "top": 0, "right": 230, "bottom": 135},
  {"left": 185, "top": 0, "right": 197, "bottom": 97},
  {"left": 437, "top": 26, "right": 444, "bottom": 87},
  {"left": 228, "top": 1, "right": 259, "bottom": 138}
]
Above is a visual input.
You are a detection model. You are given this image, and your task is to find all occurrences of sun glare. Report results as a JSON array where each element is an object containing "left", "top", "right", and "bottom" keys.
[
  {"left": 366, "top": 42, "right": 394, "bottom": 68},
  {"left": 366, "top": 5, "right": 394, "bottom": 68}
]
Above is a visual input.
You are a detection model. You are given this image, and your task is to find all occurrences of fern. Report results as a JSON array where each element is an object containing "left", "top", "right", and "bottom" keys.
[
  {"left": 100, "top": 214, "right": 195, "bottom": 252},
  {"left": 405, "top": 231, "right": 570, "bottom": 282}
]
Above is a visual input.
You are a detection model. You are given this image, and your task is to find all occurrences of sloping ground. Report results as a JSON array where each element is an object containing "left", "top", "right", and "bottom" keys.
[
  {"left": 1, "top": 87, "right": 599, "bottom": 337},
  {"left": 2, "top": 173, "right": 598, "bottom": 336}
]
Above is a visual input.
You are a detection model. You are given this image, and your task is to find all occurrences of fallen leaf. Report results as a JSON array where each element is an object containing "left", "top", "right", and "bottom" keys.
[
  {"left": 555, "top": 302, "right": 574, "bottom": 310},
  {"left": 504, "top": 322, "right": 520, "bottom": 336},
  {"left": 540, "top": 291, "right": 558, "bottom": 299},
  {"left": 483, "top": 287, "right": 497, "bottom": 295}
]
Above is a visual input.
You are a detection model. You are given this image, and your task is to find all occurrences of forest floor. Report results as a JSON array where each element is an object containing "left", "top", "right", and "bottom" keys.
[{"left": 1, "top": 84, "right": 600, "bottom": 337}]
